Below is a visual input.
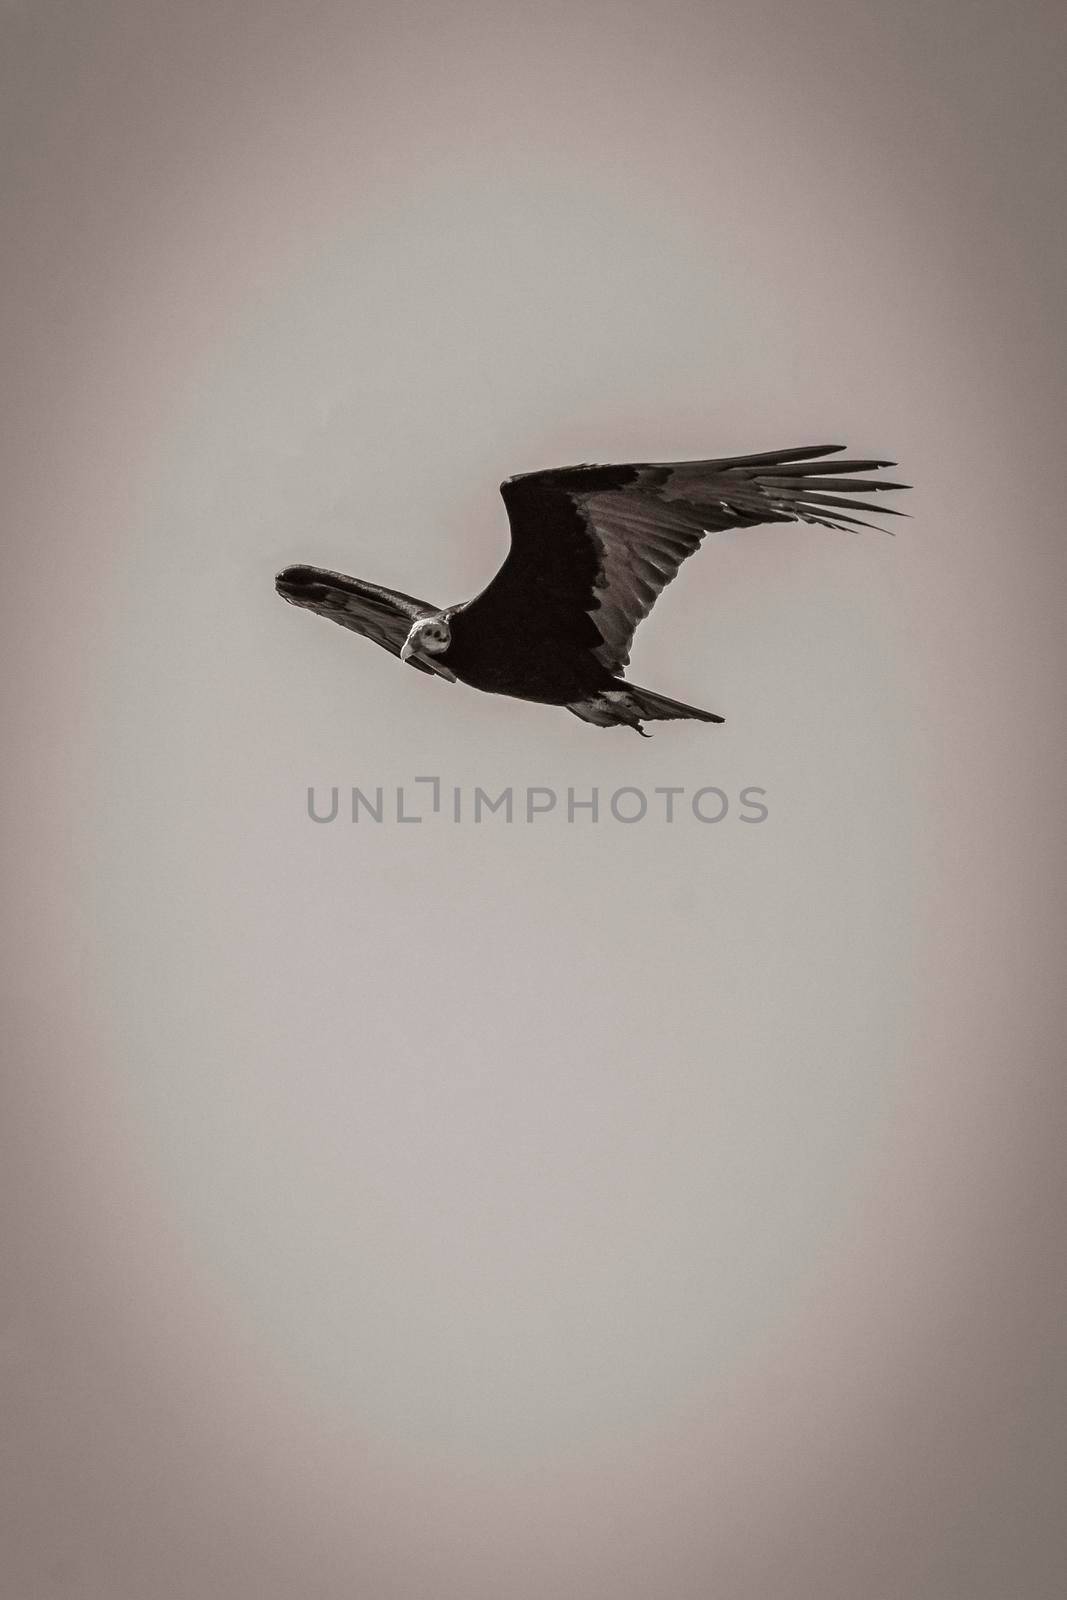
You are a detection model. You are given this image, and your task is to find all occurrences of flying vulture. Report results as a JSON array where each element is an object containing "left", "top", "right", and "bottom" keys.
[{"left": 276, "top": 444, "right": 906, "bottom": 734}]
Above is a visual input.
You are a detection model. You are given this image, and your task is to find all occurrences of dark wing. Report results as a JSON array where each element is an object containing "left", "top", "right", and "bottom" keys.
[
  {"left": 461, "top": 445, "right": 908, "bottom": 672},
  {"left": 276, "top": 566, "right": 443, "bottom": 676}
]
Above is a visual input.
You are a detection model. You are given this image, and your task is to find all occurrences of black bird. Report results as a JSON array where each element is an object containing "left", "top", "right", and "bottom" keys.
[{"left": 276, "top": 444, "right": 906, "bottom": 734}]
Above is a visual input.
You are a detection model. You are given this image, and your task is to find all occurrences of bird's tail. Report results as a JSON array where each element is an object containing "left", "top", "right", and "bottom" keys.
[
  {"left": 624, "top": 683, "right": 724, "bottom": 726},
  {"left": 568, "top": 681, "right": 724, "bottom": 734}
]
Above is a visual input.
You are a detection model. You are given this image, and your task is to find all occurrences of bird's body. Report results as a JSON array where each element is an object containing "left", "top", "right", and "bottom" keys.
[
  {"left": 444, "top": 618, "right": 599, "bottom": 704},
  {"left": 277, "top": 445, "right": 906, "bottom": 733}
]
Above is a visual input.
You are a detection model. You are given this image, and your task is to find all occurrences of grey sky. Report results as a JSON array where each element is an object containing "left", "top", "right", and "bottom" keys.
[{"left": 2, "top": 2, "right": 1065, "bottom": 1596}]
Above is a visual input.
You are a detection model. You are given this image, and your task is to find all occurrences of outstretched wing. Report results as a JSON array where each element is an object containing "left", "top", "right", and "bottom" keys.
[
  {"left": 276, "top": 566, "right": 444, "bottom": 676},
  {"left": 462, "top": 445, "right": 908, "bottom": 672}
]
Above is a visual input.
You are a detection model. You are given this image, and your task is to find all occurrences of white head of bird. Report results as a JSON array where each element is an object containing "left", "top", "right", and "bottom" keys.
[{"left": 400, "top": 615, "right": 452, "bottom": 663}]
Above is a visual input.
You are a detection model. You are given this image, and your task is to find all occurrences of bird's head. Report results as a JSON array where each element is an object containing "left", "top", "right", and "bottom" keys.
[{"left": 400, "top": 615, "right": 452, "bottom": 664}]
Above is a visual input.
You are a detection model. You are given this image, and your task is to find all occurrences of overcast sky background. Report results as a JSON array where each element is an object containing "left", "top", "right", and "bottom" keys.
[{"left": 3, "top": 2, "right": 1066, "bottom": 1596}]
